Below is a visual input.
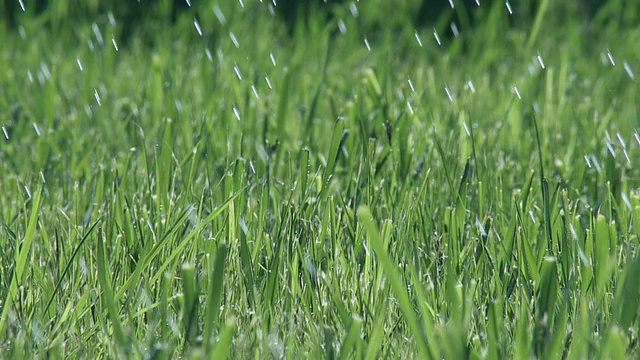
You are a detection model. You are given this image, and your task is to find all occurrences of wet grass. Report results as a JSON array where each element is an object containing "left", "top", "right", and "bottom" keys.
[{"left": 1, "top": 1, "right": 639, "bottom": 358}]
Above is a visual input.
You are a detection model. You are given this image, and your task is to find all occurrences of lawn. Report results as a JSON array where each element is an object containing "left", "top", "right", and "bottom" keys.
[{"left": 0, "top": 0, "right": 639, "bottom": 358}]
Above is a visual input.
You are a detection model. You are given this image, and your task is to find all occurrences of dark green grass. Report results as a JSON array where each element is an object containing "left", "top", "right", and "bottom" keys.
[{"left": 1, "top": 1, "right": 639, "bottom": 358}]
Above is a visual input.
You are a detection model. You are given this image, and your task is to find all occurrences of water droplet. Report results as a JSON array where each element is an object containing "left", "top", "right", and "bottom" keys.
[
  {"left": 18, "top": 0, "right": 25, "bottom": 11},
  {"left": 33, "top": 122, "right": 41, "bottom": 136},
  {"left": 536, "top": 52, "right": 545, "bottom": 69},
  {"left": 94, "top": 89, "right": 101, "bottom": 106},
  {"left": 463, "top": 122, "right": 470, "bottom": 136},
  {"left": 448, "top": 0, "right": 455, "bottom": 8},
  {"left": 233, "top": 106, "right": 241, "bottom": 120},
  {"left": 230, "top": 32, "right": 239, "bottom": 48},
  {"left": 265, "top": 76, "right": 272, "bottom": 89},
  {"left": 112, "top": 37, "right": 119, "bottom": 52},
  {"left": 414, "top": 31, "right": 423, "bottom": 47},
  {"left": 40, "top": 171, "right": 46, "bottom": 183},
  {"left": 408, "top": 78, "right": 415, "bottom": 92},
  {"left": 475, "top": 0, "right": 481, "bottom": 5},
  {"left": 238, "top": 0, "right": 244, "bottom": 7},
  {"left": 433, "top": 28, "right": 442, "bottom": 46},
  {"left": 252, "top": 84, "right": 259, "bottom": 98},
  {"left": 623, "top": 62, "right": 634, "bottom": 79},
  {"left": 194, "top": 18, "right": 203, "bottom": 36},
  {"left": 338, "top": 19, "right": 347, "bottom": 34},
  {"left": 186, "top": 0, "right": 192, "bottom": 7},
  {"left": 92, "top": 23, "right": 104, "bottom": 46},
  {"left": 2, "top": 126, "right": 9, "bottom": 140},
  {"left": 505, "top": 1, "right": 513, "bottom": 15},
  {"left": 513, "top": 85, "right": 521, "bottom": 99},
  {"left": 234, "top": 64, "right": 243, "bottom": 80},
  {"left": 76, "top": 58, "right": 84, "bottom": 71},
  {"left": 350, "top": 2, "right": 359, "bottom": 17},
  {"left": 450, "top": 23, "right": 459, "bottom": 38},
  {"left": 24, "top": 185, "right": 32, "bottom": 199},
  {"left": 406, "top": 101, "right": 414, "bottom": 114},
  {"left": 364, "top": 37, "right": 371, "bottom": 51},
  {"left": 633, "top": 130, "right": 639, "bottom": 145},
  {"left": 214, "top": 5, "right": 226, "bottom": 25},
  {"left": 270, "top": 52, "right": 276, "bottom": 66},
  {"left": 584, "top": 155, "right": 592, "bottom": 168},
  {"left": 607, "top": 49, "right": 615, "bottom": 66}
]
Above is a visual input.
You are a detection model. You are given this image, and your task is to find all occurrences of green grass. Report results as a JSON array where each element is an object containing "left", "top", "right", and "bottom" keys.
[{"left": 1, "top": 1, "right": 639, "bottom": 358}]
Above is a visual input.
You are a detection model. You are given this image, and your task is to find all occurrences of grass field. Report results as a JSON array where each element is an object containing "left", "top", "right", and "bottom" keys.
[{"left": 1, "top": 1, "right": 639, "bottom": 358}]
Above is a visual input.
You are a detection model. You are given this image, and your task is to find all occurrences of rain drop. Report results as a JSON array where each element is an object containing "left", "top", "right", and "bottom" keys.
[
  {"left": 448, "top": 0, "right": 454, "bottom": 8},
  {"left": 2, "top": 126, "right": 9, "bottom": 140},
  {"left": 186, "top": 0, "right": 191, "bottom": 7},
  {"left": 433, "top": 29, "right": 442, "bottom": 46},
  {"left": 415, "top": 31, "right": 423, "bottom": 47},
  {"left": 18, "top": 0, "right": 25, "bottom": 11},
  {"left": 350, "top": 2, "right": 359, "bottom": 17},
  {"left": 233, "top": 106, "right": 241, "bottom": 120},
  {"left": 40, "top": 171, "right": 46, "bottom": 184},
  {"left": 607, "top": 49, "right": 615, "bottom": 66},
  {"left": 112, "top": 37, "right": 119, "bottom": 52},
  {"left": 194, "top": 18, "right": 203, "bottom": 36},
  {"left": 94, "top": 89, "right": 101, "bottom": 106},
  {"left": 338, "top": 19, "right": 347, "bottom": 34},
  {"left": 238, "top": 0, "right": 244, "bottom": 7},
  {"left": 252, "top": 84, "right": 259, "bottom": 98},
  {"left": 76, "top": 58, "right": 84, "bottom": 71},
  {"left": 364, "top": 37, "right": 371, "bottom": 51},
  {"left": 450, "top": 23, "right": 459, "bottom": 38},
  {"left": 270, "top": 52, "right": 276, "bottom": 66},
  {"left": 584, "top": 155, "right": 592, "bottom": 168},
  {"left": 475, "top": 0, "right": 480, "bottom": 5},
  {"left": 214, "top": 5, "right": 226, "bottom": 25},
  {"left": 444, "top": 85, "right": 453, "bottom": 101},
  {"left": 230, "top": 32, "right": 239, "bottom": 48},
  {"left": 623, "top": 62, "right": 634, "bottom": 79},
  {"left": 407, "top": 101, "right": 414, "bottom": 114},
  {"left": 205, "top": 48, "right": 213, "bottom": 62},
  {"left": 265, "top": 75, "right": 272, "bottom": 89},
  {"left": 408, "top": 78, "right": 415, "bottom": 92},
  {"left": 234, "top": 64, "right": 242, "bottom": 80},
  {"left": 536, "top": 52, "right": 545, "bottom": 69},
  {"left": 33, "top": 122, "right": 41, "bottom": 136},
  {"left": 513, "top": 85, "right": 521, "bottom": 99},
  {"left": 108, "top": 12, "right": 116, "bottom": 25},
  {"left": 467, "top": 80, "right": 476, "bottom": 93},
  {"left": 505, "top": 1, "right": 513, "bottom": 15},
  {"left": 92, "top": 23, "right": 104, "bottom": 46}
]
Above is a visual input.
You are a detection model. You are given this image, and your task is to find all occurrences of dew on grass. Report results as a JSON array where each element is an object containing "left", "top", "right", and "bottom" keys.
[
  {"left": 230, "top": 31, "right": 240, "bottom": 48},
  {"left": 92, "top": 23, "right": 104, "bottom": 46},
  {"left": 536, "top": 52, "right": 545, "bottom": 69},
  {"left": 505, "top": 1, "right": 513, "bottom": 15},
  {"left": 414, "top": 31, "right": 423, "bottom": 47},
  {"left": 112, "top": 37, "right": 119, "bottom": 52},
  {"left": 338, "top": 19, "right": 347, "bottom": 34},
  {"left": 2, "top": 126, "right": 9, "bottom": 140},
  {"left": 513, "top": 85, "right": 521, "bottom": 99},
  {"left": 623, "top": 62, "right": 634, "bottom": 79},
  {"left": 94, "top": 89, "right": 101, "bottom": 106},
  {"left": 214, "top": 5, "right": 226, "bottom": 25},
  {"left": 234, "top": 64, "right": 243, "bottom": 80},
  {"left": 364, "top": 37, "right": 371, "bottom": 51},
  {"left": 193, "top": 18, "right": 203, "bottom": 36},
  {"left": 233, "top": 106, "right": 241, "bottom": 120},
  {"left": 270, "top": 52, "right": 276, "bottom": 66},
  {"left": 433, "top": 28, "right": 442, "bottom": 46}
]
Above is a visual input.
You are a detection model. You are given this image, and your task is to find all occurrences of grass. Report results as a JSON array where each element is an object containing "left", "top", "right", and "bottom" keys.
[{"left": 1, "top": 0, "right": 639, "bottom": 358}]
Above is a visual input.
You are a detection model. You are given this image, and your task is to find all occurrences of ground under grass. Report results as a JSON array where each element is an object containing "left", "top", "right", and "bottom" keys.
[{"left": 0, "top": 1, "right": 639, "bottom": 358}]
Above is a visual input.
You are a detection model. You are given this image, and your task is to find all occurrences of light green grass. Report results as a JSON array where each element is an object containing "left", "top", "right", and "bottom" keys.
[{"left": 1, "top": 1, "right": 639, "bottom": 358}]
